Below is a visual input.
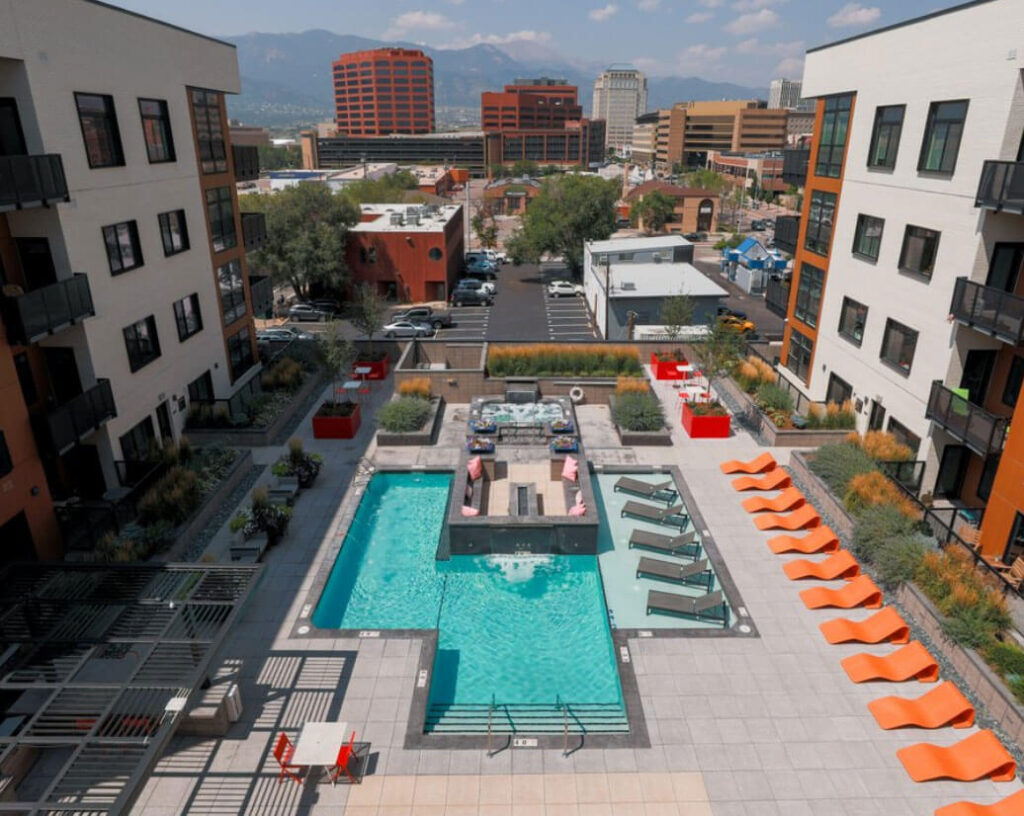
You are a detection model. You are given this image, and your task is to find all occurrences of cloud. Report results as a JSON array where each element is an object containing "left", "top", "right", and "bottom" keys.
[
  {"left": 827, "top": 3, "right": 881, "bottom": 28},
  {"left": 735, "top": 37, "right": 804, "bottom": 56},
  {"left": 446, "top": 0, "right": 466, "bottom": 4},
  {"left": 724, "top": 8, "right": 779, "bottom": 35},
  {"left": 774, "top": 56, "right": 805, "bottom": 78},
  {"left": 732, "top": 0, "right": 788, "bottom": 9},
  {"left": 383, "top": 10, "right": 457, "bottom": 39},
  {"left": 589, "top": 4, "right": 619, "bottom": 21},
  {"left": 685, "top": 11, "right": 713, "bottom": 23},
  {"left": 675, "top": 43, "right": 728, "bottom": 72},
  {"left": 442, "top": 30, "right": 552, "bottom": 48},
  {"left": 698, "top": 0, "right": 725, "bottom": 7},
  {"left": 638, "top": 0, "right": 661, "bottom": 9}
]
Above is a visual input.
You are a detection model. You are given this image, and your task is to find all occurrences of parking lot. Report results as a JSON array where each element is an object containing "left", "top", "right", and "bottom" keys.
[
  {"left": 434, "top": 304, "right": 490, "bottom": 340},
  {"left": 543, "top": 287, "right": 596, "bottom": 340}
]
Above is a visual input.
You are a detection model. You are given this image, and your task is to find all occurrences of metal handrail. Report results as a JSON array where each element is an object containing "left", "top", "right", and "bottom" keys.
[
  {"left": 925, "top": 380, "right": 1009, "bottom": 457},
  {"left": 486, "top": 695, "right": 494, "bottom": 756},
  {"left": 949, "top": 276, "right": 1024, "bottom": 346},
  {"left": 975, "top": 159, "right": 1024, "bottom": 214}
]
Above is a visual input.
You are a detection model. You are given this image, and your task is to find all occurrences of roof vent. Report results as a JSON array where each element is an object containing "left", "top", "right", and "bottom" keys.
[
  {"left": 390, "top": 212, "right": 403, "bottom": 225},
  {"left": 621, "top": 281, "right": 636, "bottom": 291}
]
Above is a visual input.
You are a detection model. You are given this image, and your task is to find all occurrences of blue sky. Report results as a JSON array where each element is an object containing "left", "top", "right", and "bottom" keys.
[{"left": 109, "top": 0, "right": 951, "bottom": 85}]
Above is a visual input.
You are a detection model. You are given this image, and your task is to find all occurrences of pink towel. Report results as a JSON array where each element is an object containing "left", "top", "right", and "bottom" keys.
[{"left": 461, "top": 505, "right": 479, "bottom": 517}]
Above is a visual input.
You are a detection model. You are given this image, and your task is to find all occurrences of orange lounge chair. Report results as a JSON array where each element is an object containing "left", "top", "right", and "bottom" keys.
[
  {"left": 783, "top": 550, "right": 860, "bottom": 581},
  {"left": 742, "top": 487, "right": 806, "bottom": 514},
  {"left": 720, "top": 452, "right": 776, "bottom": 474},
  {"left": 841, "top": 641, "right": 939, "bottom": 683},
  {"left": 731, "top": 469, "right": 791, "bottom": 492},
  {"left": 868, "top": 681, "right": 974, "bottom": 730},
  {"left": 755, "top": 504, "right": 820, "bottom": 531},
  {"left": 819, "top": 607, "right": 910, "bottom": 644},
  {"left": 768, "top": 527, "right": 840, "bottom": 555},
  {"left": 897, "top": 730, "right": 1016, "bottom": 782},
  {"left": 935, "top": 789, "right": 1024, "bottom": 816},
  {"left": 800, "top": 574, "right": 882, "bottom": 610}
]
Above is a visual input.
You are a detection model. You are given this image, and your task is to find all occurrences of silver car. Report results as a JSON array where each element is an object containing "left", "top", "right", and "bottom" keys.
[
  {"left": 382, "top": 320, "right": 435, "bottom": 339},
  {"left": 257, "top": 327, "right": 314, "bottom": 343},
  {"left": 287, "top": 303, "right": 327, "bottom": 322}
]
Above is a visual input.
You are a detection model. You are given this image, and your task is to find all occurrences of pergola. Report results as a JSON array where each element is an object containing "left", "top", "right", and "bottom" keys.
[{"left": 0, "top": 562, "right": 262, "bottom": 815}]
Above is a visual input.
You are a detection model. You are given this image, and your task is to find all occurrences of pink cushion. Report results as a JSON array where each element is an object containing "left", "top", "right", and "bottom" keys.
[
  {"left": 575, "top": 491, "right": 585, "bottom": 506},
  {"left": 461, "top": 505, "right": 479, "bottom": 517},
  {"left": 561, "top": 455, "right": 578, "bottom": 482},
  {"left": 568, "top": 503, "right": 586, "bottom": 517},
  {"left": 467, "top": 456, "right": 483, "bottom": 481}
]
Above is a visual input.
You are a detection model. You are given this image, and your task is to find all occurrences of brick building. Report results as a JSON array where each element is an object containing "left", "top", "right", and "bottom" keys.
[
  {"left": 483, "top": 178, "right": 542, "bottom": 214},
  {"left": 332, "top": 48, "right": 434, "bottom": 136},
  {"left": 624, "top": 181, "right": 718, "bottom": 234}
]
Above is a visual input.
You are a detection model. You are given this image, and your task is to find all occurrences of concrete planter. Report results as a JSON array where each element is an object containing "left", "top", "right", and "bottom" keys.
[
  {"left": 788, "top": 450, "right": 856, "bottom": 540},
  {"left": 718, "top": 377, "right": 853, "bottom": 447},
  {"left": 607, "top": 393, "right": 672, "bottom": 446},
  {"left": 681, "top": 402, "right": 731, "bottom": 438},
  {"left": 376, "top": 397, "right": 446, "bottom": 446},
  {"left": 312, "top": 402, "right": 361, "bottom": 439},
  {"left": 650, "top": 352, "right": 689, "bottom": 380},
  {"left": 355, "top": 354, "right": 389, "bottom": 380}
]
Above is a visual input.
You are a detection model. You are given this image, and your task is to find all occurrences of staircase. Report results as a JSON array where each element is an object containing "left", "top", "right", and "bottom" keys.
[{"left": 424, "top": 701, "right": 629, "bottom": 734}]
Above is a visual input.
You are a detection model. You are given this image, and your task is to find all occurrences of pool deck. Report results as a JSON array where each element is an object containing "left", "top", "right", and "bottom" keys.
[{"left": 129, "top": 369, "right": 1024, "bottom": 816}]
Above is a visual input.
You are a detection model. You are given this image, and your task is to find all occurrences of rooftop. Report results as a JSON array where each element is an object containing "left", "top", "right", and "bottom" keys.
[
  {"left": 587, "top": 234, "right": 691, "bottom": 254},
  {"left": 351, "top": 203, "right": 462, "bottom": 233},
  {"left": 608, "top": 262, "right": 728, "bottom": 299},
  {"left": 625, "top": 180, "right": 721, "bottom": 201}
]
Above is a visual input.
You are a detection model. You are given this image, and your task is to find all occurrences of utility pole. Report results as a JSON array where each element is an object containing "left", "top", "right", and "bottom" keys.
[{"left": 604, "top": 254, "right": 611, "bottom": 340}]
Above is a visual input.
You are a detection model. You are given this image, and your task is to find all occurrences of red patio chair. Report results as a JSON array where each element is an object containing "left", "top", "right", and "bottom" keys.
[
  {"left": 330, "top": 730, "right": 359, "bottom": 784},
  {"left": 273, "top": 732, "right": 304, "bottom": 785}
]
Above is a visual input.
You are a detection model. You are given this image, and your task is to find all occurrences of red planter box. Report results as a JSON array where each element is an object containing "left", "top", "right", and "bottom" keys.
[
  {"left": 681, "top": 402, "right": 731, "bottom": 438},
  {"left": 312, "top": 403, "right": 361, "bottom": 439},
  {"left": 355, "top": 356, "right": 389, "bottom": 380},
  {"left": 650, "top": 352, "right": 688, "bottom": 381}
]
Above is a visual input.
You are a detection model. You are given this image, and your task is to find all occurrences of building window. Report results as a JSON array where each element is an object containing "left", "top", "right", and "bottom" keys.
[
  {"left": 880, "top": 318, "right": 918, "bottom": 375},
  {"left": 978, "top": 454, "right": 1000, "bottom": 502},
  {"left": 187, "top": 370, "right": 214, "bottom": 403},
  {"left": 918, "top": 100, "right": 968, "bottom": 174},
  {"left": 838, "top": 297, "right": 868, "bottom": 346},
  {"left": 852, "top": 214, "right": 884, "bottom": 262},
  {"left": 814, "top": 94, "right": 853, "bottom": 179},
  {"left": 102, "top": 221, "right": 144, "bottom": 275},
  {"left": 794, "top": 263, "right": 824, "bottom": 328},
  {"left": 218, "top": 259, "right": 246, "bottom": 325},
  {"left": 1003, "top": 355, "right": 1024, "bottom": 407},
  {"left": 825, "top": 373, "right": 853, "bottom": 406},
  {"left": 804, "top": 190, "right": 836, "bottom": 256},
  {"left": 898, "top": 225, "right": 940, "bottom": 278},
  {"left": 428, "top": 247, "right": 442, "bottom": 261},
  {"left": 867, "top": 105, "right": 905, "bottom": 169},
  {"left": 0, "top": 430, "right": 11, "bottom": 478},
  {"left": 173, "top": 293, "right": 203, "bottom": 341},
  {"left": 13, "top": 352, "right": 38, "bottom": 406},
  {"left": 138, "top": 98, "right": 175, "bottom": 163},
  {"left": 227, "top": 328, "right": 254, "bottom": 380},
  {"left": 190, "top": 88, "right": 227, "bottom": 174},
  {"left": 1006, "top": 512, "right": 1024, "bottom": 564},
  {"left": 206, "top": 187, "right": 237, "bottom": 252},
  {"left": 74, "top": 93, "right": 124, "bottom": 168},
  {"left": 785, "top": 327, "right": 813, "bottom": 383},
  {"left": 119, "top": 416, "right": 156, "bottom": 463},
  {"left": 887, "top": 417, "right": 921, "bottom": 455},
  {"left": 158, "top": 210, "right": 189, "bottom": 256},
  {"left": 123, "top": 315, "right": 161, "bottom": 372}
]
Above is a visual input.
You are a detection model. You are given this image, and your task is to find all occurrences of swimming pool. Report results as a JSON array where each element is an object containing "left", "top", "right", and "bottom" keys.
[
  {"left": 313, "top": 472, "right": 624, "bottom": 731},
  {"left": 478, "top": 401, "right": 565, "bottom": 425}
]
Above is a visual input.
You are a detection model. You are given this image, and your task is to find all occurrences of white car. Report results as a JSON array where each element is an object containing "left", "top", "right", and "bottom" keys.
[
  {"left": 382, "top": 320, "right": 434, "bottom": 339},
  {"left": 547, "top": 280, "right": 584, "bottom": 297}
]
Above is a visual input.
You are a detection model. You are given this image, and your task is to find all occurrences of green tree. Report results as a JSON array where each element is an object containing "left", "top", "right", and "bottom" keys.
[
  {"left": 471, "top": 206, "right": 499, "bottom": 249},
  {"left": 692, "top": 319, "right": 745, "bottom": 389},
  {"left": 511, "top": 159, "right": 539, "bottom": 177},
  {"left": 660, "top": 293, "right": 695, "bottom": 340},
  {"left": 344, "top": 169, "right": 419, "bottom": 204},
  {"left": 720, "top": 184, "right": 746, "bottom": 229},
  {"left": 350, "top": 283, "right": 389, "bottom": 355},
  {"left": 683, "top": 168, "right": 727, "bottom": 193},
  {"left": 504, "top": 175, "right": 619, "bottom": 277},
  {"left": 241, "top": 185, "right": 358, "bottom": 301},
  {"left": 315, "top": 321, "right": 356, "bottom": 407},
  {"left": 256, "top": 144, "right": 301, "bottom": 170},
  {"left": 630, "top": 189, "right": 676, "bottom": 235}
]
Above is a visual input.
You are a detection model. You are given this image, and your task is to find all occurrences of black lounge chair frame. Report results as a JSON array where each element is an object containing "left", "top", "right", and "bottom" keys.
[
  {"left": 613, "top": 477, "right": 678, "bottom": 504},
  {"left": 628, "top": 529, "right": 701, "bottom": 560},
  {"left": 646, "top": 589, "right": 730, "bottom": 626},
  {"left": 636, "top": 557, "right": 714, "bottom": 592},
  {"left": 620, "top": 500, "right": 689, "bottom": 531}
]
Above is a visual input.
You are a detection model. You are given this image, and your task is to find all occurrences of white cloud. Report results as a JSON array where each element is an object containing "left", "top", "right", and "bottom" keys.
[
  {"left": 774, "top": 56, "right": 805, "bottom": 78},
  {"left": 442, "top": 30, "right": 552, "bottom": 48},
  {"left": 589, "top": 4, "right": 619, "bottom": 21},
  {"left": 736, "top": 37, "right": 804, "bottom": 56},
  {"left": 638, "top": 0, "right": 661, "bottom": 10},
  {"left": 676, "top": 42, "right": 728, "bottom": 72},
  {"left": 447, "top": 0, "right": 466, "bottom": 5},
  {"left": 383, "top": 10, "right": 457, "bottom": 39},
  {"left": 732, "top": 0, "right": 788, "bottom": 10},
  {"left": 698, "top": 0, "right": 725, "bottom": 7},
  {"left": 724, "top": 8, "right": 779, "bottom": 35},
  {"left": 685, "top": 11, "right": 713, "bottom": 23},
  {"left": 827, "top": 3, "right": 881, "bottom": 28}
]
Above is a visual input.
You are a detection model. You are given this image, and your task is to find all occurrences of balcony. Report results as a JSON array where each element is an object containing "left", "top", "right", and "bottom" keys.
[
  {"left": 250, "top": 274, "right": 273, "bottom": 319},
  {"left": 926, "top": 380, "right": 1009, "bottom": 458},
  {"left": 2, "top": 274, "right": 94, "bottom": 345},
  {"left": 950, "top": 277, "right": 1024, "bottom": 345},
  {"left": 764, "top": 277, "right": 790, "bottom": 317},
  {"left": 975, "top": 160, "right": 1024, "bottom": 214},
  {"left": 781, "top": 148, "right": 810, "bottom": 187},
  {"left": 232, "top": 144, "right": 260, "bottom": 182},
  {"left": 774, "top": 215, "right": 800, "bottom": 255},
  {"left": 0, "top": 154, "right": 70, "bottom": 212},
  {"left": 44, "top": 379, "right": 116, "bottom": 456},
  {"left": 241, "top": 211, "right": 266, "bottom": 252}
]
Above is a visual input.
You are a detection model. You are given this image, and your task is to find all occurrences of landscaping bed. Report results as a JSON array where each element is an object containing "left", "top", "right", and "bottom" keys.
[
  {"left": 608, "top": 381, "right": 671, "bottom": 446},
  {"left": 377, "top": 396, "right": 446, "bottom": 446},
  {"left": 718, "top": 376, "right": 853, "bottom": 447}
]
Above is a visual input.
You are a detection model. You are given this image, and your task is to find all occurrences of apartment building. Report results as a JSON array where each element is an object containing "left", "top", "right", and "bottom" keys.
[
  {"left": 332, "top": 48, "right": 435, "bottom": 136},
  {"left": 778, "top": 0, "right": 1024, "bottom": 564},
  {"left": 481, "top": 78, "right": 582, "bottom": 131},
  {"left": 652, "top": 101, "right": 788, "bottom": 170},
  {"left": 768, "top": 78, "right": 812, "bottom": 111},
  {"left": 592, "top": 66, "right": 647, "bottom": 152},
  {"left": 0, "top": 0, "right": 263, "bottom": 559}
]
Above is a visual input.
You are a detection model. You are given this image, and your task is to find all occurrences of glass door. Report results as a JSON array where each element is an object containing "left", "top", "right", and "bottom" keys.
[
  {"left": 0, "top": 98, "right": 27, "bottom": 156},
  {"left": 934, "top": 444, "right": 969, "bottom": 499}
]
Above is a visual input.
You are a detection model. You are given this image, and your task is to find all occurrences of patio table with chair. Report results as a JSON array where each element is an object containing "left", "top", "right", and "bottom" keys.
[{"left": 274, "top": 722, "right": 366, "bottom": 785}]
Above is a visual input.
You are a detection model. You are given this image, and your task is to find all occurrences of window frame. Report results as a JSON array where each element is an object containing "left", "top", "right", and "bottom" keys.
[
  {"left": 206, "top": 186, "right": 237, "bottom": 253},
  {"left": 1002, "top": 355, "right": 1024, "bottom": 407},
  {"left": 137, "top": 98, "right": 175, "bottom": 164},
  {"left": 217, "top": 259, "right": 247, "bottom": 325},
  {"left": 867, "top": 105, "right": 905, "bottom": 170},
  {"left": 852, "top": 214, "right": 884, "bottom": 262},
  {"left": 190, "top": 88, "right": 227, "bottom": 174},
  {"left": 898, "top": 224, "right": 941, "bottom": 279},
  {"left": 173, "top": 293, "right": 203, "bottom": 342},
  {"left": 119, "top": 416, "right": 156, "bottom": 463},
  {"left": 227, "top": 327, "right": 254, "bottom": 381},
  {"left": 825, "top": 372, "right": 854, "bottom": 407},
  {"left": 74, "top": 92, "right": 125, "bottom": 169},
  {"left": 804, "top": 190, "right": 836, "bottom": 257},
  {"left": 122, "top": 315, "right": 162, "bottom": 373},
  {"left": 838, "top": 297, "right": 868, "bottom": 347},
  {"left": 887, "top": 416, "right": 921, "bottom": 455},
  {"left": 187, "top": 370, "right": 214, "bottom": 404},
  {"left": 918, "top": 99, "right": 969, "bottom": 175},
  {"left": 879, "top": 317, "right": 918, "bottom": 376},
  {"left": 157, "top": 210, "right": 190, "bottom": 257},
  {"left": 814, "top": 94, "right": 853, "bottom": 179},
  {"left": 793, "top": 263, "right": 824, "bottom": 329},
  {"left": 0, "top": 430, "right": 12, "bottom": 478},
  {"left": 785, "top": 327, "right": 814, "bottom": 384},
  {"left": 102, "top": 220, "right": 144, "bottom": 275}
]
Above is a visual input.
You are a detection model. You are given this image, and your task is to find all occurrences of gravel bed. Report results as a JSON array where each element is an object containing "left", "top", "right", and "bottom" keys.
[
  {"left": 271, "top": 377, "right": 325, "bottom": 446},
  {"left": 184, "top": 465, "right": 265, "bottom": 561}
]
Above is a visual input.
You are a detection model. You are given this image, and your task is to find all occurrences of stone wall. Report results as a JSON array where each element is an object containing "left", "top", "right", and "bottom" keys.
[{"left": 788, "top": 450, "right": 855, "bottom": 540}]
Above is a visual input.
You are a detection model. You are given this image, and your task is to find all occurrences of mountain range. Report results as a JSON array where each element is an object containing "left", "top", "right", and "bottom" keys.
[{"left": 223, "top": 29, "right": 768, "bottom": 130}]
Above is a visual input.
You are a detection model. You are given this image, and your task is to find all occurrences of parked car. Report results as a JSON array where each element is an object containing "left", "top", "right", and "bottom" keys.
[
  {"left": 382, "top": 320, "right": 434, "bottom": 339},
  {"left": 718, "top": 314, "right": 756, "bottom": 333},
  {"left": 257, "top": 327, "right": 315, "bottom": 343},
  {"left": 456, "top": 277, "right": 497, "bottom": 295},
  {"left": 464, "top": 257, "right": 498, "bottom": 280},
  {"left": 547, "top": 280, "right": 584, "bottom": 298},
  {"left": 750, "top": 219, "right": 767, "bottom": 231},
  {"left": 287, "top": 303, "right": 328, "bottom": 322},
  {"left": 717, "top": 306, "right": 749, "bottom": 321},
  {"left": 682, "top": 231, "right": 708, "bottom": 242},
  {"left": 450, "top": 288, "right": 493, "bottom": 307},
  {"left": 310, "top": 298, "right": 341, "bottom": 317},
  {"left": 391, "top": 306, "right": 453, "bottom": 329}
]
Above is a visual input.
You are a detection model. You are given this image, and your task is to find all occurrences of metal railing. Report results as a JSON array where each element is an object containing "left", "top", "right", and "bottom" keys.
[
  {"left": 241, "top": 211, "right": 267, "bottom": 252},
  {"left": 774, "top": 215, "right": 799, "bottom": 255},
  {"left": 0, "top": 153, "right": 69, "bottom": 211},
  {"left": 232, "top": 144, "right": 260, "bottom": 182},
  {"left": 44, "top": 378, "right": 116, "bottom": 455},
  {"left": 782, "top": 147, "right": 810, "bottom": 187},
  {"left": 878, "top": 459, "right": 925, "bottom": 493},
  {"left": 2, "top": 273, "right": 94, "bottom": 345},
  {"left": 949, "top": 276, "right": 1024, "bottom": 346},
  {"left": 975, "top": 159, "right": 1024, "bottom": 214},
  {"left": 925, "top": 380, "right": 1009, "bottom": 458},
  {"left": 764, "top": 277, "right": 790, "bottom": 317}
]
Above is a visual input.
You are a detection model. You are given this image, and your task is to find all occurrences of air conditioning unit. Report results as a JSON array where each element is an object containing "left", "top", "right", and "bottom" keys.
[
  {"left": 621, "top": 281, "right": 636, "bottom": 291},
  {"left": 407, "top": 213, "right": 420, "bottom": 225},
  {"left": 390, "top": 212, "right": 403, "bottom": 225}
]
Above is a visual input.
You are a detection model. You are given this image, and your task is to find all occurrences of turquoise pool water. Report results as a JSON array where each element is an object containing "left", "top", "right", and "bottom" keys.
[{"left": 313, "top": 472, "right": 623, "bottom": 716}]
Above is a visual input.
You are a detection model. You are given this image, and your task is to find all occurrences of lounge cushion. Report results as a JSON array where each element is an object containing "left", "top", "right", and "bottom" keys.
[
  {"left": 461, "top": 505, "right": 479, "bottom": 517},
  {"left": 562, "top": 455, "right": 578, "bottom": 482},
  {"left": 568, "top": 502, "right": 586, "bottom": 517},
  {"left": 467, "top": 455, "right": 483, "bottom": 481}
]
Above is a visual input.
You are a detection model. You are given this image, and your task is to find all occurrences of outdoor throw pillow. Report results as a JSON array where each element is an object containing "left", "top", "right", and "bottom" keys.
[
  {"left": 467, "top": 455, "right": 483, "bottom": 481},
  {"left": 461, "top": 505, "right": 479, "bottom": 517},
  {"left": 562, "top": 455, "right": 578, "bottom": 482}
]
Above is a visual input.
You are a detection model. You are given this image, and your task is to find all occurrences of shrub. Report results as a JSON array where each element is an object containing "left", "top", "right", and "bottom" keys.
[
  {"left": 377, "top": 397, "right": 432, "bottom": 432},
  {"left": 734, "top": 360, "right": 760, "bottom": 392},
  {"left": 852, "top": 504, "right": 919, "bottom": 562},
  {"left": 397, "top": 377, "right": 432, "bottom": 400},
  {"left": 611, "top": 392, "right": 665, "bottom": 431},
  {"left": 806, "top": 401, "right": 857, "bottom": 430},
  {"left": 755, "top": 382, "right": 794, "bottom": 414},
  {"left": 982, "top": 640, "right": 1024, "bottom": 678},
  {"left": 844, "top": 471, "right": 919, "bottom": 519},
  {"left": 686, "top": 400, "right": 728, "bottom": 417},
  {"left": 873, "top": 534, "right": 929, "bottom": 589},
  {"left": 847, "top": 430, "right": 913, "bottom": 462},
  {"left": 261, "top": 357, "right": 305, "bottom": 392},
  {"left": 487, "top": 344, "right": 642, "bottom": 377},
  {"left": 915, "top": 549, "right": 1013, "bottom": 647},
  {"left": 809, "top": 442, "right": 876, "bottom": 494},
  {"left": 137, "top": 466, "right": 202, "bottom": 526},
  {"left": 615, "top": 376, "right": 649, "bottom": 395}
]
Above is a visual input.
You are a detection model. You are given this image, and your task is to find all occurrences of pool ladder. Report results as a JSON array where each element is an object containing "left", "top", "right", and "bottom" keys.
[{"left": 483, "top": 696, "right": 571, "bottom": 756}]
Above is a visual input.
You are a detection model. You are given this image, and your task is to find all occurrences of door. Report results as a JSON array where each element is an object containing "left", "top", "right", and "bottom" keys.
[
  {"left": 65, "top": 445, "right": 106, "bottom": 500},
  {"left": 156, "top": 401, "right": 173, "bottom": 443},
  {"left": 43, "top": 347, "right": 82, "bottom": 405},
  {"left": 0, "top": 513, "right": 36, "bottom": 565},
  {"left": 934, "top": 444, "right": 969, "bottom": 499},
  {"left": 868, "top": 400, "right": 886, "bottom": 431},
  {"left": 986, "top": 243, "right": 1024, "bottom": 293},
  {"left": 697, "top": 199, "right": 714, "bottom": 232},
  {"left": 960, "top": 349, "right": 997, "bottom": 405},
  {"left": 16, "top": 238, "right": 57, "bottom": 290},
  {"left": 0, "top": 98, "right": 27, "bottom": 156}
]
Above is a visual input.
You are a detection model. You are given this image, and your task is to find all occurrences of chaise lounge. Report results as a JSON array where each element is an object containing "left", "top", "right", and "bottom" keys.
[
  {"left": 636, "top": 557, "right": 714, "bottom": 591},
  {"left": 646, "top": 589, "right": 729, "bottom": 626},
  {"left": 621, "top": 500, "right": 689, "bottom": 531},
  {"left": 628, "top": 529, "right": 701, "bottom": 560},
  {"left": 613, "top": 477, "right": 678, "bottom": 504}
]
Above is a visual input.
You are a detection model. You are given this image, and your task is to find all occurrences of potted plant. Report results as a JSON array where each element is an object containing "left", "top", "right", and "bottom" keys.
[
  {"left": 551, "top": 435, "right": 579, "bottom": 454},
  {"left": 469, "top": 418, "right": 497, "bottom": 434},
  {"left": 549, "top": 418, "right": 574, "bottom": 434},
  {"left": 312, "top": 322, "right": 361, "bottom": 439},
  {"left": 681, "top": 400, "right": 731, "bottom": 438},
  {"left": 350, "top": 283, "right": 390, "bottom": 380},
  {"left": 230, "top": 488, "right": 292, "bottom": 549},
  {"left": 467, "top": 436, "right": 495, "bottom": 453},
  {"left": 650, "top": 348, "right": 688, "bottom": 380},
  {"left": 272, "top": 438, "right": 323, "bottom": 488}
]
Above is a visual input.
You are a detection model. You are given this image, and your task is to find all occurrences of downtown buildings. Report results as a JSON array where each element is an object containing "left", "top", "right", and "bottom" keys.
[
  {"left": 779, "top": 0, "right": 1024, "bottom": 564},
  {"left": 593, "top": 65, "right": 648, "bottom": 153},
  {"left": 331, "top": 47, "right": 435, "bottom": 136},
  {"left": 0, "top": 0, "right": 264, "bottom": 559}
]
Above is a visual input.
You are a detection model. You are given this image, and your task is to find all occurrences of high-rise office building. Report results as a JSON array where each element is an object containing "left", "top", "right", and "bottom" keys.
[
  {"left": 332, "top": 48, "right": 435, "bottom": 136},
  {"left": 768, "top": 78, "right": 807, "bottom": 110},
  {"left": 651, "top": 101, "right": 788, "bottom": 170},
  {"left": 592, "top": 66, "right": 648, "bottom": 151}
]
